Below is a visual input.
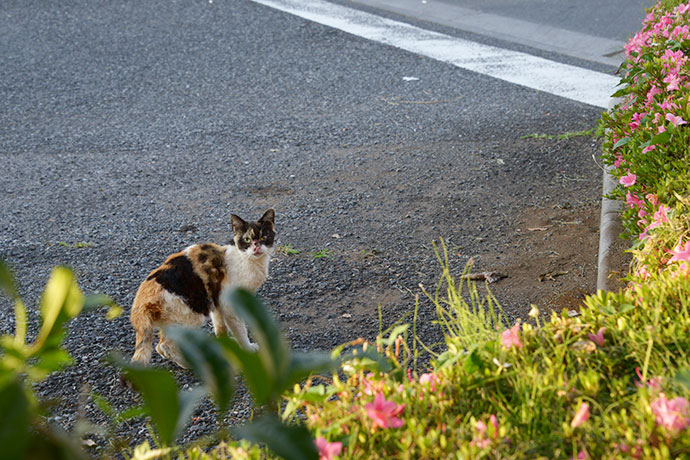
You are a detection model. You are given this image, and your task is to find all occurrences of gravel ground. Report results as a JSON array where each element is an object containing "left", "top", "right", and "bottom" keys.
[{"left": 1, "top": 0, "right": 607, "bottom": 454}]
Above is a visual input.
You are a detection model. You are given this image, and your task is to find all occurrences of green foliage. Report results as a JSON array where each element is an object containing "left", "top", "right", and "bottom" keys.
[
  {"left": 115, "top": 356, "right": 205, "bottom": 447},
  {"left": 310, "top": 248, "right": 332, "bottom": 259},
  {"left": 0, "top": 262, "right": 120, "bottom": 460},
  {"left": 520, "top": 127, "right": 598, "bottom": 141},
  {"left": 277, "top": 244, "right": 300, "bottom": 256},
  {"left": 110, "top": 288, "right": 335, "bottom": 459}
]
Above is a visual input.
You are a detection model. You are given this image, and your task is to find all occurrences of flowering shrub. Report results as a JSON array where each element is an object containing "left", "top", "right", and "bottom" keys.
[
  {"left": 271, "top": 2, "right": 690, "bottom": 458},
  {"left": 5, "top": 2, "right": 688, "bottom": 460},
  {"left": 600, "top": 0, "right": 690, "bottom": 242}
]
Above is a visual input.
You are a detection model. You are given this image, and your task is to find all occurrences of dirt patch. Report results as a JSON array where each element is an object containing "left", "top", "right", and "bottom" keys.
[{"left": 485, "top": 203, "right": 601, "bottom": 318}]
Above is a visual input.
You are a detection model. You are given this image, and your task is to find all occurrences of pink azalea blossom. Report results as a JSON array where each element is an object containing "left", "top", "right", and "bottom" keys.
[
  {"left": 665, "top": 113, "right": 687, "bottom": 127},
  {"left": 635, "top": 367, "right": 663, "bottom": 391},
  {"left": 659, "top": 99, "right": 676, "bottom": 111},
  {"left": 678, "top": 2, "right": 690, "bottom": 14},
  {"left": 668, "top": 239, "right": 690, "bottom": 264},
  {"left": 641, "top": 144, "right": 656, "bottom": 154},
  {"left": 620, "top": 171, "right": 637, "bottom": 187},
  {"left": 646, "top": 204, "right": 670, "bottom": 232},
  {"left": 315, "top": 437, "right": 342, "bottom": 460},
  {"left": 419, "top": 372, "right": 438, "bottom": 392},
  {"left": 628, "top": 112, "right": 646, "bottom": 131},
  {"left": 613, "top": 155, "right": 625, "bottom": 168},
  {"left": 650, "top": 393, "right": 690, "bottom": 434},
  {"left": 646, "top": 194, "right": 659, "bottom": 207},
  {"left": 587, "top": 327, "right": 606, "bottom": 347},
  {"left": 571, "top": 450, "right": 587, "bottom": 460},
  {"left": 365, "top": 393, "right": 405, "bottom": 429},
  {"left": 626, "top": 191, "right": 645, "bottom": 209},
  {"left": 470, "top": 415, "right": 499, "bottom": 448},
  {"left": 663, "top": 72, "right": 681, "bottom": 91},
  {"left": 571, "top": 402, "right": 590, "bottom": 428},
  {"left": 646, "top": 85, "right": 661, "bottom": 105},
  {"left": 501, "top": 322, "right": 523, "bottom": 349}
]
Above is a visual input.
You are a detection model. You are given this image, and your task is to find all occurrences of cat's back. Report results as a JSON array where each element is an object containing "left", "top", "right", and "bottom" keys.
[{"left": 134, "top": 243, "right": 228, "bottom": 315}]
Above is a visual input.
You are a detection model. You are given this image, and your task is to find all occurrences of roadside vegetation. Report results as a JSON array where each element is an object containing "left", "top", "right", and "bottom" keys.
[{"left": 1, "top": 0, "right": 689, "bottom": 459}]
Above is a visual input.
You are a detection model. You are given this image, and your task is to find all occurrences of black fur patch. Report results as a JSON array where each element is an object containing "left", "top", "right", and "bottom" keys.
[{"left": 147, "top": 255, "right": 210, "bottom": 315}]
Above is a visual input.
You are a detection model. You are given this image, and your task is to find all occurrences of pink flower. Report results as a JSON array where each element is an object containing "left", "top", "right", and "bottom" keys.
[
  {"left": 571, "top": 402, "right": 590, "bottom": 428},
  {"left": 650, "top": 393, "right": 690, "bottom": 434},
  {"left": 646, "top": 85, "right": 661, "bottom": 105},
  {"left": 365, "top": 393, "right": 405, "bottom": 429},
  {"left": 636, "top": 367, "right": 663, "bottom": 391},
  {"left": 571, "top": 450, "right": 587, "bottom": 460},
  {"left": 678, "top": 3, "right": 690, "bottom": 14},
  {"left": 665, "top": 113, "right": 687, "bottom": 127},
  {"left": 587, "top": 327, "right": 606, "bottom": 347},
  {"left": 626, "top": 191, "right": 644, "bottom": 209},
  {"left": 501, "top": 322, "right": 523, "bottom": 349},
  {"left": 470, "top": 414, "right": 499, "bottom": 448},
  {"left": 628, "top": 112, "right": 646, "bottom": 131},
  {"left": 668, "top": 239, "right": 690, "bottom": 264},
  {"left": 663, "top": 72, "right": 681, "bottom": 91},
  {"left": 646, "top": 193, "right": 659, "bottom": 207},
  {"left": 641, "top": 144, "right": 656, "bottom": 154},
  {"left": 620, "top": 171, "right": 637, "bottom": 187},
  {"left": 315, "top": 437, "right": 342, "bottom": 460},
  {"left": 646, "top": 204, "right": 670, "bottom": 232},
  {"left": 419, "top": 372, "right": 438, "bottom": 392}
]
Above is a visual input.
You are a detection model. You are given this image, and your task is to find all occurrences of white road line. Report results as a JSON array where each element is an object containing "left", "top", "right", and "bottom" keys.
[{"left": 251, "top": 0, "right": 620, "bottom": 108}]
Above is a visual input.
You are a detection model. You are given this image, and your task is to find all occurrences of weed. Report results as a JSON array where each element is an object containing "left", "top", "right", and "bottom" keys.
[
  {"left": 311, "top": 248, "right": 332, "bottom": 259},
  {"left": 278, "top": 244, "right": 300, "bottom": 256}
]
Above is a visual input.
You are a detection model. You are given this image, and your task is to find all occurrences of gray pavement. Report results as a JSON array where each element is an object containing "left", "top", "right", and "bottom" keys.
[
  {"left": 352, "top": 0, "right": 656, "bottom": 67},
  {"left": 1, "top": 0, "right": 610, "bottom": 448}
]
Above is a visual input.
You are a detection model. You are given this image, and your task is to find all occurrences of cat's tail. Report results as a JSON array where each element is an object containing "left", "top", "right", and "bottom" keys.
[{"left": 129, "top": 300, "right": 158, "bottom": 365}]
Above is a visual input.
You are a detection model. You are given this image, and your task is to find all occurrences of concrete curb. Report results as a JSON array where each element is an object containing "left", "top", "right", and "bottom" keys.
[{"left": 597, "top": 98, "right": 625, "bottom": 291}]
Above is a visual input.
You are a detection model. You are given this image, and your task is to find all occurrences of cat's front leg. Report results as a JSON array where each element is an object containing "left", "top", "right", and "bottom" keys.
[
  {"left": 225, "top": 313, "right": 259, "bottom": 352},
  {"left": 210, "top": 309, "right": 228, "bottom": 336}
]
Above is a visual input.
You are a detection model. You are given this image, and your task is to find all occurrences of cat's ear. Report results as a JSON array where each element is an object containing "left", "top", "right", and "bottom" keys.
[
  {"left": 259, "top": 209, "right": 275, "bottom": 227},
  {"left": 231, "top": 214, "right": 248, "bottom": 234}
]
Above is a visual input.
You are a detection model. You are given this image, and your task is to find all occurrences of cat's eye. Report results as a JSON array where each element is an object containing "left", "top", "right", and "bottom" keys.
[{"left": 243, "top": 237, "right": 251, "bottom": 243}]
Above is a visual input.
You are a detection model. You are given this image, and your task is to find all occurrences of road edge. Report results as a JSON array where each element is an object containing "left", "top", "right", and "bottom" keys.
[{"left": 597, "top": 97, "right": 625, "bottom": 292}]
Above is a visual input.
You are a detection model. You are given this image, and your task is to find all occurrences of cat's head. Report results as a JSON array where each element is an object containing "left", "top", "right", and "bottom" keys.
[{"left": 230, "top": 209, "right": 276, "bottom": 257}]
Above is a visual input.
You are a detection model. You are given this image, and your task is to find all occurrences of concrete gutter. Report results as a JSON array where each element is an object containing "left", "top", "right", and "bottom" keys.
[
  {"left": 597, "top": 98, "right": 625, "bottom": 292},
  {"left": 350, "top": 0, "right": 626, "bottom": 68}
]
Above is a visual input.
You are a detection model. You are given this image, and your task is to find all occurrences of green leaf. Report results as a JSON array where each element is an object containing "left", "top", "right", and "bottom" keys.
[
  {"left": 599, "top": 304, "right": 616, "bottom": 316},
  {"left": 166, "top": 326, "right": 235, "bottom": 415},
  {"left": 611, "top": 87, "right": 629, "bottom": 98},
  {"left": 226, "top": 289, "right": 290, "bottom": 381},
  {"left": 28, "top": 349, "right": 74, "bottom": 380},
  {"left": 91, "top": 392, "right": 115, "bottom": 419},
  {"left": 676, "top": 369, "right": 690, "bottom": 391},
  {"left": 0, "top": 260, "right": 17, "bottom": 299},
  {"left": 112, "top": 355, "right": 204, "bottom": 445},
  {"left": 286, "top": 352, "right": 335, "bottom": 387},
  {"left": 340, "top": 346, "right": 392, "bottom": 373},
  {"left": 218, "top": 335, "right": 273, "bottom": 406},
  {"left": 382, "top": 324, "right": 409, "bottom": 346},
  {"left": 650, "top": 130, "right": 671, "bottom": 145},
  {"left": 613, "top": 137, "right": 630, "bottom": 149},
  {"left": 618, "top": 303, "right": 636, "bottom": 314},
  {"left": 36, "top": 267, "right": 84, "bottom": 352},
  {"left": 0, "top": 378, "right": 30, "bottom": 460},
  {"left": 233, "top": 415, "right": 318, "bottom": 460},
  {"left": 464, "top": 346, "right": 482, "bottom": 374}
]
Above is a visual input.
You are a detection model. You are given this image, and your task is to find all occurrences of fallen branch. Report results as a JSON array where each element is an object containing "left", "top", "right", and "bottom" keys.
[{"left": 461, "top": 271, "right": 507, "bottom": 283}]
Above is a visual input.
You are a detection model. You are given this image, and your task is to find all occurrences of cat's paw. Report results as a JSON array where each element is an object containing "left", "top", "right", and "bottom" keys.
[{"left": 246, "top": 342, "right": 259, "bottom": 353}]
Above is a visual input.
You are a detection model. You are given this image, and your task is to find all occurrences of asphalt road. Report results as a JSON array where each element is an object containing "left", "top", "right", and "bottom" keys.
[{"left": 1, "top": 0, "right": 628, "bottom": 450}]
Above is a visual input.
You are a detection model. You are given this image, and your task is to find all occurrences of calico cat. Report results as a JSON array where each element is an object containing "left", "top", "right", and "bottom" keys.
[{"left": 128, "top": 209, "right": 275, "bottom": 367}]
